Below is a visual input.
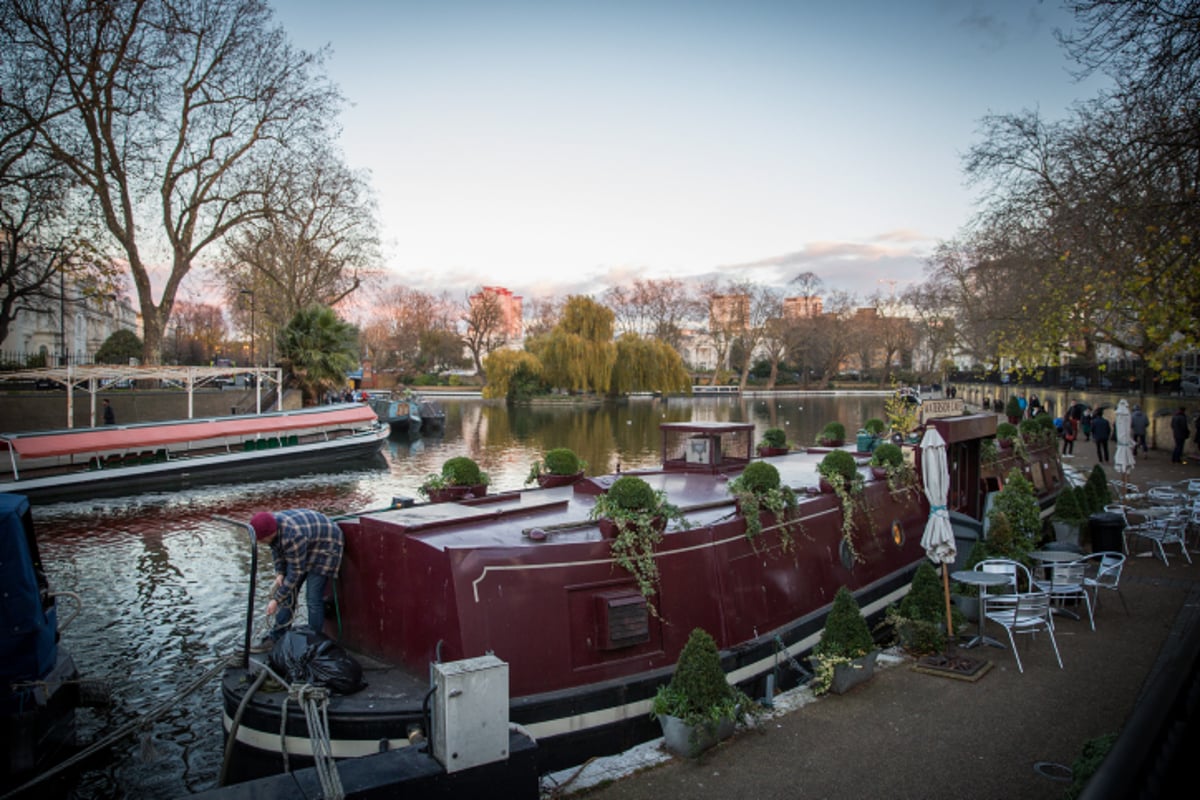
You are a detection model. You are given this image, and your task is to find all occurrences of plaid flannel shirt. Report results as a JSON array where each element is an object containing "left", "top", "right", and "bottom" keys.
[{"left": 269, "top": 509, "right": 344, "bottom": 604}]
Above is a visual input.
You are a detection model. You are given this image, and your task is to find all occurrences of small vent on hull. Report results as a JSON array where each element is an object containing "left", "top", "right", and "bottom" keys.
[{"left": 595, "top": 590, "right": 650, "bottom": 650}]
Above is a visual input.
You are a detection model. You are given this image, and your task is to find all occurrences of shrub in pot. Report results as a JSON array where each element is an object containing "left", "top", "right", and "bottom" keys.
[
  {"left": 816, "top": 421, "right": 846, "bottom": 447},
  {"left": 1004, "top": 395, "right": 1024, "bottom": 424},
  {"left": 888, "top": 561, "right": 966, "bottom": 654},
  {"left": 811, "top": 586, "right": 878, "bottom": 695},
  {"left": 1052, "top": 485, "right": 1087, "bottom": 546},
  {"left": 756, "top": 427, "right": 789, "bottom": 456},
  {"left": 589, "top": 475, "right": 689, "bottom": 612},
  {"left": 727, "top": 461, "right": 800, "bottom": 550},
  {"left": 420, "top": 455, "right": 490, "bottom": 501},
  {"left": 652, "top": 627, "right": 752, "bottom": 758},
  {"left": 995, "top": 422, "right": 1019, "bottom": 447},
  {"left": 525, "top": 447, "right": 587, "bottom": 488}
]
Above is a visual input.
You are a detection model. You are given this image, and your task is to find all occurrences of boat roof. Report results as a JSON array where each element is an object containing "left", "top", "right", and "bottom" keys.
[{"left": 0, "top": 404, "right": 377, "bottom": 459}]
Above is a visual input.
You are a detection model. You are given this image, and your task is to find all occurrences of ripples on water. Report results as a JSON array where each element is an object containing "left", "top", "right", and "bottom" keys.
[{"left": 34, "top": 394, "right": 887, "bottom": 797}]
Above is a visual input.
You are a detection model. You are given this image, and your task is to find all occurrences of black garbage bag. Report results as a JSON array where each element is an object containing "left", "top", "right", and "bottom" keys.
[{"left": 268, "top": 627, "right": 367, "bottom": 695}]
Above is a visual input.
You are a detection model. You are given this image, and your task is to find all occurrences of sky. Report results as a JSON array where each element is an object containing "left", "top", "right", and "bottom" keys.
[{"left": 268, "top": 0, "right": 1109, "bottom": 305}]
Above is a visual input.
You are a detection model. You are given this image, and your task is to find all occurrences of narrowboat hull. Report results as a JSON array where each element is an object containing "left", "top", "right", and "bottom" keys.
[{"left": 218, "top": 415, "right": 1064, "bottom": 782}]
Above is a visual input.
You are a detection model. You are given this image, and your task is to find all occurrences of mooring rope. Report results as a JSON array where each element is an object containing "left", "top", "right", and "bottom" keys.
[{"left": 290, "top": 683, "right": 344, "bottom": 800}]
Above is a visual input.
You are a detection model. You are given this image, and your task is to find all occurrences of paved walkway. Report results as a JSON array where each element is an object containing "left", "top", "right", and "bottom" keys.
[{"left": 545, "top": 435, "right": 1200, "bottom": 800}]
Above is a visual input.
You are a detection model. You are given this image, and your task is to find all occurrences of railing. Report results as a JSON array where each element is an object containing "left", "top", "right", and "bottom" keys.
[{"left": 691, "top": 385, "right": 740, "bottom": 395}]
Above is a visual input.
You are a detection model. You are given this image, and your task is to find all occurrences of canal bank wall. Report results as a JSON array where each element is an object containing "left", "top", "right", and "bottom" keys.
[{"left": 0, "top": 388, "right": 302, "bottom": 433}]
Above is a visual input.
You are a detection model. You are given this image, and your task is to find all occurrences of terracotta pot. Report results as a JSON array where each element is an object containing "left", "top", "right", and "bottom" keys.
[
  {"left": 818, "top": 477, "right": 836, "bottom": 494},
  {"left": 757, "top": 446, "right": 789, "bottom": 457},
  {"left": 870, "top": 466, "right": 889, "bottom": 480},
  {"left": 469, "top": 483, "right": 488, "bottom": 498},
  {"left": 536, "top": 471, "right": 584, "bottom": 489},
  {"left": 818, "top": 438, "right": 845, "bottom": 448}
]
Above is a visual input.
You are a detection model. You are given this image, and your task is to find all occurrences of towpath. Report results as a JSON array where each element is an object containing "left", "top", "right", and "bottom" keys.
[{"left": 548, "top": 436, "right": 1200, "bottom": 800}]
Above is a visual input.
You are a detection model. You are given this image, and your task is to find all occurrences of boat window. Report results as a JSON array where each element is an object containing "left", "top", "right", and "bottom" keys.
[{"left": 891, "top": 519, "right": 905, "bottom": 547}]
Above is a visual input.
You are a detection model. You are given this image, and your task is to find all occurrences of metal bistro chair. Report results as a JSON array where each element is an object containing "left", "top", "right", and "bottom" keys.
[
  {"left": 983, "top": 591, "right": 1063, "bottom": 673},
  {"left": 1104, "top": 503, "right": 1153, "bottom": 557},
  {"left": 1078, "top": 552, "right": 1128, "bottom": 614},
  {"left": 1130, "top": 508, "right": 1192, "bottom": 566},
  {"left": 1033, "top": 560, "right": 1095, "bottom": 630},
  {"left": 974, "top": 558, "right": 1030, "bottom": 634}
]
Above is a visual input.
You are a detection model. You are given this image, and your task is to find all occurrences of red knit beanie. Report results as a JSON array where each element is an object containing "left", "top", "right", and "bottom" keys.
[{"left": 251, "top": 512, "right": 277, "bottom": 541}]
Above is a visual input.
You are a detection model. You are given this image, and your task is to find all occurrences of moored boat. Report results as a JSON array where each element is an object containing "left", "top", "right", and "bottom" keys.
[
  {"left": 366, "top": 393, "right": 423, "bottom": 437},
  {"left": 0, "top": 404, "right": 389, "bottom": 505},
  {"left": 2, "top": 493, "right": 85, "bottom": 794},
  {"left": 217, "top": 414, "right": 1064, "bottom": 784}
]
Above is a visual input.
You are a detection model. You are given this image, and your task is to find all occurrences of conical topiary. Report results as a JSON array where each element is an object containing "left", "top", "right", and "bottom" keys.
[
  {"left": 898, "top": 562, "right": 945, "bottom": 624},
  {"left": 663, "top": 628, "right": 736, "bottom": 721},
  {"left": 814, "top": 586, "right": 874, "bottom": 660}
]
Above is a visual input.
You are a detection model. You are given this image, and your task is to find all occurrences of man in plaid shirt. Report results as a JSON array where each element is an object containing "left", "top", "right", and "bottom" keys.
[{"left": 250, "top": 509, "right": 344, "bottom": 648}]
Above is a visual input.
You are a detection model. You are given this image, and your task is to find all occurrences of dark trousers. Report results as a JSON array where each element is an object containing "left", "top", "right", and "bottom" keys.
[
  {"left": 1095, "top": 438, "right": 1109, "bottom": 463},
  {"left": 1134, "top": 433, "right": 1147, "bottom": 455},
  {"left": 1062, "top": 436, "right": 1074, "bottom": 454},
  {"left": 1173, "top": 437, "right": 1186, "bottom": 463}
]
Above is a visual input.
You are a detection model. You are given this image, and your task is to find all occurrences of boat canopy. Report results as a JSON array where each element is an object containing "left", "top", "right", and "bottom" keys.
[{"left": 0, "top": 404, "right": 377, "bottom": 460}]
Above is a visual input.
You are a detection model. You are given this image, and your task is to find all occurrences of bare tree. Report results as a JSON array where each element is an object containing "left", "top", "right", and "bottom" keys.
[
  {"left": 604, "top": 278, "right": 699, "bottom": 350},
  {"left": 361, "top": 287, "right": 456, "bottom": 378},
  {"left": 460, "top": 288, "right": 509, "bottom": 378},
  {"left": 2, "top": 0, "right": 341, "bottom": 364},
  {"left": 220, "top": 150, "right": 381, "bottom": 328}
]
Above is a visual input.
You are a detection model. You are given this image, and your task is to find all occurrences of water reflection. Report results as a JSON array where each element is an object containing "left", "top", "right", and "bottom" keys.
[{"left": 34, "top": 393, "right": 889, "bottom": 798}]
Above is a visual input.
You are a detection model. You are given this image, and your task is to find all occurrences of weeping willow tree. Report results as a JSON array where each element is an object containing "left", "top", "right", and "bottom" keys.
[
  {"left": 529, "top": 296, "right": 616, "bottom": 394},
  {"left": 610, "top": 333, "right": 692, "bottom": 395},
  {"left": 481, "top": 349, "right": 544, "bottom": 400}
]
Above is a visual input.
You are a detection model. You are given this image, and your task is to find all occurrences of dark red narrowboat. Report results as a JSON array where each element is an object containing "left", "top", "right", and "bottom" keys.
[{"left": 219, "top": 415, "right": 1064, "bottom": 783}]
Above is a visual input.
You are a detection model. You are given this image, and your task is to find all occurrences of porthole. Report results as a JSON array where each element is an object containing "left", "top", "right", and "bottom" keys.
[{"left": 892, "top": 519, "right": 905, "bottom": 547}]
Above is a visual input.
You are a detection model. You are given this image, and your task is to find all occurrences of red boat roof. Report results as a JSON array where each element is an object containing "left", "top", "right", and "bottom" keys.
[{"left": 0, "top": 404, "right": 378, "bottom": 459}]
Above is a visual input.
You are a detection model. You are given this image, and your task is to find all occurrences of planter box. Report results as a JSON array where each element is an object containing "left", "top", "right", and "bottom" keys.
[
  {"left": 1052, "top": 520, "right": 1082, "bottom": 547},
  {"left": 829, "top": 649, "right": 880, "bottom": 695},
  {"left": 658, "top": 713, "right": 735, "bottom": 758},
  {"left": 757, "top": 446, "right": 790, "bottom": 457}
]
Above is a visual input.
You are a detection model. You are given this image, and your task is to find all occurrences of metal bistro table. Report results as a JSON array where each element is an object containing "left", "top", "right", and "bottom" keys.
[
  {"left": 1028, "top": 550, "right": 1085, "bottom": 620},
  {"left": 951, "top": 570, "right": 1012, "bottom": 649}
]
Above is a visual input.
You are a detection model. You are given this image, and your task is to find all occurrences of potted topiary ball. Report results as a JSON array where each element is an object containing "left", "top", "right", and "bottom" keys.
[
  {"left": 817, "top": 449, "right": 859, "bottom": 494},
  {"left": 727, "top": 461, "right": 800, "bottom": 548},
  {"left": 420, "top": 455, "right": 490, "bottom": 502},
  {"left": 756, "top": 427, "right": 790, "bottom": 457},
  {"left": 816, "top": 421, "right": 847, "bottom": 447},
  {"left": 995, "top": 422, "right": 1019, "bottom": 449},
  {"left": 652, "top": 627, "right": 752, "bottom": 758},
  {"left": 811, "top": 586, "right": 879, "bottom": 695},
  {"left": 526, "top": 447, "right": 587, "bottom": 488},
  {"left": 868, "top": 442, "right": 903, "bottom": 480},
  {"left": 589, "top": 475, "right": 689, "bottom": 611}
]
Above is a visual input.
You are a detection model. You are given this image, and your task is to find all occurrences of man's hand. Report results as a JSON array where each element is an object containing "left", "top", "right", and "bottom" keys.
[
  {"left": 273, "top": 574, "right": 284, "bottom": 589},
  {"left": 266, "top": 599, "right": 278, "bottom": 617}
]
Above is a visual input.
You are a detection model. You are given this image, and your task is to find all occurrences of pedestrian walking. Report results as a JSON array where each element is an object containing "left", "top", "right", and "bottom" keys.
[
  {"left": 1171, "top": 407, "right": 1190, "bottom": 464},
  {"left": 250, "top": 509, "right": 345, "bottom": 650},
  {"left": 1130, "top": 405, "right": 1150, "bottom": 457},
  {"left": 1091, "top": 411, "right": 1111, "bottom": 463},
  {"left": 103, "top": 399, "right": 115, "bottom": 425},
  {"left": 1060, "top": 415, "right": 1076, "bottom": 456},
  {"left": 1081, "top": 410, "right": 1093, "bottom": 442}
]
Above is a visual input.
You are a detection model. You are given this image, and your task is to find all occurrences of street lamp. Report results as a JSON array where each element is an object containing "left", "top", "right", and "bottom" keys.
[{"left": 239, "top": 289, "right": 255, "bottom": 367}]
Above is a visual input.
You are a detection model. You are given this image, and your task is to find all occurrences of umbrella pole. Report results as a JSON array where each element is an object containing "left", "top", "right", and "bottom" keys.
[{"left": 941, "top": 563, "right": 954, "bottom": 640}]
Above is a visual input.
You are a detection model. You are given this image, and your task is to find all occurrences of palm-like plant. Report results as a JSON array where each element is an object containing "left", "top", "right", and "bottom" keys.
[{"left": 277, "top": 305, "right": 360, "bottom": 405}]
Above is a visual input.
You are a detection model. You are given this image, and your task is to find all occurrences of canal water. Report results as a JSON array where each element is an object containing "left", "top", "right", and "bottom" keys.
[{"left": 35, "top": 393, "right": 890, "bottom": 798}]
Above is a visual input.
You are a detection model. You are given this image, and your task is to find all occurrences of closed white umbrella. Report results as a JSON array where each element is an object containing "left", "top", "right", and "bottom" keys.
[
  {"left": 1114, "top": 400, "right": 1134, "bottom": 498},
  {"left": 919, "top": 426, "right": 956, "bottom": 637}
]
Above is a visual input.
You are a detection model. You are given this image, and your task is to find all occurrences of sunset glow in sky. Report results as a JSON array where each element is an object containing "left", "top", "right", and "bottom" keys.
[{"left": 269, "top": 0, "right": 1108, "bottom": 303}]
